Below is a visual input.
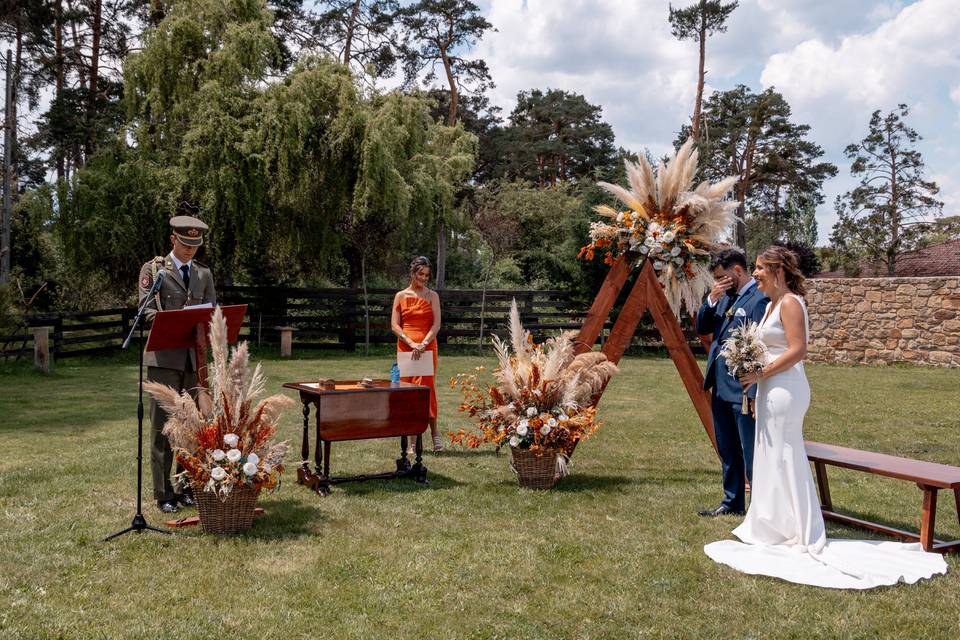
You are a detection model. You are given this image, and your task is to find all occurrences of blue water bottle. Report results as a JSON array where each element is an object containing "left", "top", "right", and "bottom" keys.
[{"left": 390, "top": 362, "right": 400, "bottom": 385}]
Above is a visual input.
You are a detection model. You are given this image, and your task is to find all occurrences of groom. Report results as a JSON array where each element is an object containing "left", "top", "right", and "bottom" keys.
[{"left": 696, "top": 248, "right": 769, "bottom": 517}]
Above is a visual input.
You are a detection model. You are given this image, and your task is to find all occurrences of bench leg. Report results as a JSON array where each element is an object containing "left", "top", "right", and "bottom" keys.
[
  {"left": 919, "top": 484, "right": 938, "bottom": 552},
  {"left": 814, "top": 461, "right": 833, "bottom": 511}
]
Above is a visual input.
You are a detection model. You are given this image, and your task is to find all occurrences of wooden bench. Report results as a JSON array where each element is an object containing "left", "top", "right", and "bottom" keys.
[{"left": 805, "top": 441, "right": 960, "bottom": 553}]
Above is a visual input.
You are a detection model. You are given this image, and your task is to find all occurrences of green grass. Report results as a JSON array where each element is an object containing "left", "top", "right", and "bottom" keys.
[{"left": 1, "top": 353, "right": 959, "bottom": 639}]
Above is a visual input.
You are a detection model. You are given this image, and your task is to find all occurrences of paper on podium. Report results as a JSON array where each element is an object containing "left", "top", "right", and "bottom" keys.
[
  {"left": 397, "top": 350, "right": 434, "bottom": 377},
  {"left": 184, "top": 302, "right": 213, "bottom": 309}
]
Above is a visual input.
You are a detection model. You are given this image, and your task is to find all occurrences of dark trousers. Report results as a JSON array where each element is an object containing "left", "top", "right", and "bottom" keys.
[
  {"left": 711, "top": 393, "right": 755, "bottom": 512},
  {"left": 147, "top": 366, "right": 197, "bottom": 502}
]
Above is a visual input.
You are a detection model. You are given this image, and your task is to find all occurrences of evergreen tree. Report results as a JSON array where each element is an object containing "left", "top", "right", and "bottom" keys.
[
  {"left": 499, "top": 88, "right": 617, "bottom": 186},
  {"left": 830, "top": 104, "right": 943, "bottom": 276},
  {"left": 668, "top": 0, "right": 738, "bottom": 141},
  {"left": 680, "top": 85, "right": 837, "bottom": 249}
]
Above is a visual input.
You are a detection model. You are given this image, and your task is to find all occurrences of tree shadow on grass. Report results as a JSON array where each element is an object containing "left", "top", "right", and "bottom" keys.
[
  {"left": 820, "top": 505, "right": 959, "bottom": 543},
  {"left": 433, "top": 448, "right": 500, "bottom": 459},
  {"left": 490, "top": 474, "right": 635, "bottom": 493},
  {"left": 327, "top": 470, "right": 464, "bottom": 497}
]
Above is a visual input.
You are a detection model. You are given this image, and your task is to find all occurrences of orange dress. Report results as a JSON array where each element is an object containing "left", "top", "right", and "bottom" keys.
[{"left": 396, "top": 295, "right": 438, "bottom": 418}]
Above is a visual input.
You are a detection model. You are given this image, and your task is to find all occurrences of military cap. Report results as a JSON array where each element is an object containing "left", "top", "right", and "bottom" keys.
[{"left": 169, "top": 215, "right": 208, "bottom": 246}]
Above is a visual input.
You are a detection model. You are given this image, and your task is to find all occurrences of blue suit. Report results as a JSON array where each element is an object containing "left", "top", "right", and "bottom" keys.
[{"left": 697, "top": 281, "right": 769, "bottom": 511}]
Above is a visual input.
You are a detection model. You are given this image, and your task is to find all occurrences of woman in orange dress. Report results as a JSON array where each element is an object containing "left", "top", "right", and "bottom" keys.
[{"left": 391, "top": 256, "right": 443, "bottom": 452}]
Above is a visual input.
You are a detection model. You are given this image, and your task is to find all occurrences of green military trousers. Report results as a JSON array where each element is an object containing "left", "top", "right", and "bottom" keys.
[{"left": 147, "top": 366, "right": 198, "bottom": 503}]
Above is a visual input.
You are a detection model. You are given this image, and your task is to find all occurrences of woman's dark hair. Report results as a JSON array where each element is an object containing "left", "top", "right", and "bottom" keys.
[
  {"left": 758, "top": 245, "right": 807, "bottom": 296},
  {"left": 409, "top": 255, "right": 432, "bottom": 278}
]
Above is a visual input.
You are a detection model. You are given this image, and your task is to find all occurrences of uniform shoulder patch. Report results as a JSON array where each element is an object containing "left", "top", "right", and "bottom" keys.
[{"left": 140, "top": 273, "right": 152, "bottom": 289}]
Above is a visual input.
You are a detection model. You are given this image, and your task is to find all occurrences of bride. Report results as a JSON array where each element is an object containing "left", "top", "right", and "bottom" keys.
[{"left": 704, "top": 245, "right": 947, "bottom": 589}]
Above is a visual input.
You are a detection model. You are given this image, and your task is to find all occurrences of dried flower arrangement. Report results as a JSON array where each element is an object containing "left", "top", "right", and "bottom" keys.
[
  {"left": 718, "top": 320, "right": 768, "bottom": 413},
  {"left": 578, "top": 138, "right": 739, "bottom": 317},
  {"left": 145, "top": 307, "right": 293, "bottom": 500},
  {"left": 450, "top": 300, "right": 618, "bottom": 460}
]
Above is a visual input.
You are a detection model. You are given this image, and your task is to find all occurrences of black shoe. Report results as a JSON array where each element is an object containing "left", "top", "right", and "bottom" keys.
[
  {"left": 176, "top": 490, "right": 195, "bottom": 507},
  {"left": 698, "top": 505, "right": 745, "bottom": 517},
  {"left": 158, "top": 500, "right": 180, "bottom": 514}
]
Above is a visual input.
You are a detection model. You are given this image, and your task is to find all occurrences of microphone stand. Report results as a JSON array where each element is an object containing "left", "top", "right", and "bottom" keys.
[{"left": 105, "top": 277, "right": 170, "bottom": 540}]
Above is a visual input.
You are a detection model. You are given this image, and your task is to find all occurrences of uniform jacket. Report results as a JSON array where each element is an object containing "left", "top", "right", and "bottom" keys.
[
  {"left": 138, "top": 253, "right": 217, "bottom": 370},
  {"left": 697, "top": 281, "right": 769, "bottom": 404}
]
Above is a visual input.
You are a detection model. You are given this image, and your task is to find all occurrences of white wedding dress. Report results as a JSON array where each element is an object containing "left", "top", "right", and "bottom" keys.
[{"left": 704, "top": 294, "right": 947, "bottom": 589}]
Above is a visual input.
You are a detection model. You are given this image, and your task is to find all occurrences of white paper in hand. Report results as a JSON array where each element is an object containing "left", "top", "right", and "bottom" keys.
[{"left": 397, "top": 350, "right": 434, "bottom": 377}]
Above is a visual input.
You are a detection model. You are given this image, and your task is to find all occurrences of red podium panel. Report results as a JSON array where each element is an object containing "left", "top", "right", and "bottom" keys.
[{"left": 146, "top": 304, "right": 247, "bottom": 389}]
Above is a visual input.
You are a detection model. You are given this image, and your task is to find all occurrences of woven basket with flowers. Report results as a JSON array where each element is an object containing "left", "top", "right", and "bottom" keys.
[
  {"left": 145, "top": 307, "right": 293, "bottom": 533},
  {"left": 450, "top": 300, "right": 618, "bottom": 489}
]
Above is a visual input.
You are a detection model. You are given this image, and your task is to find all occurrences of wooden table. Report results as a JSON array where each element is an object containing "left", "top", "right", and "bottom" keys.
[
  {"left": 806, "top": 440, "right": 960, "bottom": 553},
  {"left": 283, "top": 380, "right": 431, "bottom": 496}
]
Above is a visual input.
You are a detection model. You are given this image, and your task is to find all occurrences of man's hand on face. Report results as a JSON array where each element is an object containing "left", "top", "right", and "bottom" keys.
[{"left": 709, "top": 275, "right": 734, "bottom": 304}]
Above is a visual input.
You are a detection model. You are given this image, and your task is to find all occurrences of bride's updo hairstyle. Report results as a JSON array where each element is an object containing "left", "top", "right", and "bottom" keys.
[{"left": 758, "top": 245, "right": 807, "bottom": 296}]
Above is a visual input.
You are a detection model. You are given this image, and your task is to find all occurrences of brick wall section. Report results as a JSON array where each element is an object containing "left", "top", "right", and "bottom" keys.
[{"left": 805, "top": 277, "right": 960, "bottom": 367}]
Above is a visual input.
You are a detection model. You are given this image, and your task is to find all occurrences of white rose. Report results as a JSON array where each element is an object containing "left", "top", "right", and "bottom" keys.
[
  {"left": 674, "top": 256, "right": 685, "bottom": 265},
  {"left": 616, "top": 211, "right": 624, "bottom": 223},
  {"left": 211, "top": 449, "right": 225, "bottom": 462},
  {"left": 639, "top": 245, "right": 649, "bottom": 255},
  {"left": 547, "top": 417, "right": 558, "bottom": 428},
  {"left": 526, "top": 407, "right": 536, "bottom": 417},
  {"left": 227, "top": 448, "right": 242, "bottom": 463},
  {"left": 518, "top": 419, "right": 529, "bottom": 429},
  {"left": 243, "top": 461, "right": 258, "bottom": 476},
  {"left": 643, "top": 236, "right": 656, "bottom": 247},
  {"left": 662, "top": 231, "right": 676, "bottom": 243},
  {"left": 540, "top": 425, "right": 551, "bottom": 436},
  {"left": 223, "top": 433, "right": 239, "bottom": 448},
  {"left": 509, "top": 436, "right": 520, "bottom": 447},
  {"left": 653, "top": 260, "right": 665, "bottom": 271},
  {"left": 648, "top": 221, "right": 661, "bottom": 233},
  {"left": 631, "top": 211, "right": 639, "bottom": 220},
  {"left": 670, "top": 246, "right": 682, "bottom": 257},
  {"left": 516, "top": 424, "right": 529, "bottom": 437},
  {"left": 247, "top": 453, "right": 260, "bottom": 465},
  {"left": 210, "top": 467, "right": 227, "bottom": 481},
  {"left": 559, "top": 413, "right": 569, "bottom": 422}
]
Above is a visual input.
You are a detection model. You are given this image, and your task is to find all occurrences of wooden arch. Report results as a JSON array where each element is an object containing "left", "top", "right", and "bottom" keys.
[{"left": 574, "top": 253, "right": 718, "bottom": 455}]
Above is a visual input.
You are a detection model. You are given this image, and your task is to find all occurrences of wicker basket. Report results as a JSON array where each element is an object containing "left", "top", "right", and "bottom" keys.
[
  {"left": 193, "top": 482, "right": 260, "bottom": 534},
  {"left": 509, "top": 447, "right": 567, "bottom": 489}
]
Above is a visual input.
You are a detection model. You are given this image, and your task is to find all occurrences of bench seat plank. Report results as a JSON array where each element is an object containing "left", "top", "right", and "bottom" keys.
[{"left": 805, "top": 441, "right": 960, "bottom": 489}]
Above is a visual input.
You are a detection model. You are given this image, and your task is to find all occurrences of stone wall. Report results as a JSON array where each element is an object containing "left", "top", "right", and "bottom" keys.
[{"left": 805, "top": 277, "right": 960, "bottom": 367}]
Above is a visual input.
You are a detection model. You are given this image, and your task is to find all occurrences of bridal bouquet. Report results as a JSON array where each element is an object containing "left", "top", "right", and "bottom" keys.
[
  {"left": 719, "top": 321, "right": 768, "bottom": 414},
  {"left": 145, "top": 307, "right": 293, "bottom": 501},
  {"left": 449, "top": 300, "right": 618, "bottom": 486},
  {"left": 578, "top": 138, "right": 739, "bottom": 317}
]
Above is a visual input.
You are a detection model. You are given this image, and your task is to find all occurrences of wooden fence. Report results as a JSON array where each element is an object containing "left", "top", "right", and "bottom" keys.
[{"left": 1, "top": 287, "right": 704, "bottom": 361}]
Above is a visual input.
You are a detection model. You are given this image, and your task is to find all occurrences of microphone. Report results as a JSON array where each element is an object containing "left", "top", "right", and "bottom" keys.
[{"left": 149, "top": 269, "right": 166, "bottom": 295}]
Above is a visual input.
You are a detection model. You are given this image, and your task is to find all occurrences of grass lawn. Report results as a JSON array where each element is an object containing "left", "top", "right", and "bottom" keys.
[{"left": 1, "top": 351, "right": 959, "bottom": 639}]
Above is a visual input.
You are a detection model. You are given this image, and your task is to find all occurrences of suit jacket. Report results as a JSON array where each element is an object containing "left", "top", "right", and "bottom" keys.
[
  {"left": 697, "top": 281, "right": 769, "bottom": 404},
  {"left": 138, "top": 253, "right": 217, "bottom": 370}
]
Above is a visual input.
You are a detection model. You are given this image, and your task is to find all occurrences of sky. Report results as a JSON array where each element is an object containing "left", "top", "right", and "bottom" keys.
[{"left": 466, "top": 0, "right": 960, "bottom": 246}]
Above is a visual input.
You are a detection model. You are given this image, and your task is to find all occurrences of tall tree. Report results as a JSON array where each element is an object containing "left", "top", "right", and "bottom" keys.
[
  {"left": 396, "top": 0, "right": 494, "bottom": 288},
  {"left": 830, "top": 104, "right": 943, "bottom": 276},
  {"left": 681, "top": 85, "right": 837, "bottom": 249},
  {"left": 499, "top": 88, "right": 617, "bottom": 186},
  {"left": 313, "top": 0, "right": 402, "bottom": 81},
  {"left": 668, "top": 0, "right": 738, "bottom": 141}
]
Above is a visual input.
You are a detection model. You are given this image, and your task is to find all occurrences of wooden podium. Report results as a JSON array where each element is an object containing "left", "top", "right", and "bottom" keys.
[
  {"left": 575, "top": 255, "right": 718, "bottom": 454},
  {"left": 146, "top": 304, "right": 247, "bottom": 389}
]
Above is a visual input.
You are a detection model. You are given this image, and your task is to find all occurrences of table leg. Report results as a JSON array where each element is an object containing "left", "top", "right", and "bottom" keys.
[
  {"left": 412, "top": 433, "right": 428, "bottom": 485},
  {"left": 323, "top": 440, "right": 331, "bottom": 479},
  {"left": 814, "top": 461, "right": 832, "bottom": 511},
  {"left": 919, "top": 484, "right": 938, "bottom": 551}
]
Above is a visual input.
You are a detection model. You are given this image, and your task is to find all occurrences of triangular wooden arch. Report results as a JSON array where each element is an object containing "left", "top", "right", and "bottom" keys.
[{"left": 575, "top": 254, "right": 719, "bottom": 456}]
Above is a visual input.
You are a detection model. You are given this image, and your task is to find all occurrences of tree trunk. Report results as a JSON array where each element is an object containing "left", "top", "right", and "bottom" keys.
[
  {"left": 441, "top": 49, "right": 458, "bottom": 127},
  {"left": 477, "top": 257, "right": 493, "bottom": 355},
  {"left": 435, "top": 222, "right": 447, "bottom": 289},
  {"left": 2, "top": 50, "right": 13, "bottom": 285},
  {"left": 85, "top": 0, "right": 102, "bottom": 158},
  {"left": 361, "top": 252, "right": 370, "bottom": 356},
  {"left": 691, "top": 3, "right": 707, "bottom": 141},
  {"left": 343, "top": 0, "right": 362, "bottom": 65},
  {"left": 888, "top": 143, "right": 899, "bottom": 276},
  {"left": 54, "top": 0, "right": 65, "bottom": 182}
]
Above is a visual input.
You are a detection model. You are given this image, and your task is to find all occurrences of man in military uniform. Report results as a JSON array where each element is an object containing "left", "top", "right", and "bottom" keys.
[{"left": 138, "top": 216, "right": 217, "bottom": 513}]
